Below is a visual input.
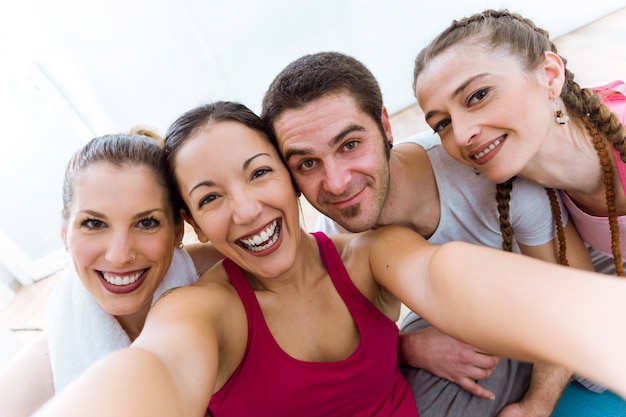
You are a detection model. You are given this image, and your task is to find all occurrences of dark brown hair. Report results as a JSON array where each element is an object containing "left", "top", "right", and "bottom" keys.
[
  {"left": 261, "top": 51, "right": 391, "bottom": 157},
  {"left": 163, "top": 101, "right": 281, "bottom": 217}
]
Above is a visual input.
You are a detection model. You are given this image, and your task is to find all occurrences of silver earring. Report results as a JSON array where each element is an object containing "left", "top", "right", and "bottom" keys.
[
  {"left": 473, "top": 168, "right": 481, "bottom": 176},
  {"left": 178, "top": 242, "right": 184, "bottom": 249},
  {"left": 555, "top": 98, "right": 569, "bottom": 125}
]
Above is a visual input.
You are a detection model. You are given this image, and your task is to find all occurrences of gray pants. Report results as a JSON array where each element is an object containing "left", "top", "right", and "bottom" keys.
[{"left": 401, "top": 314, "right": 532, "bottom": 417}]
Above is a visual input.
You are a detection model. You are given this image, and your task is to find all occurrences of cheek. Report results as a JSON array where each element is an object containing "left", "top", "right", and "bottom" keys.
[
  {"left": 142, "top": 233, "right": 176, "bottom": 261},
  {"left": 441, "top": 138, "right": 463, "bottom": 160},
  {"left": 197, "top": 210, "right": 228, "bottom": 242},
  {"left": 293, "top": 174, "right": 317, "bottom": 197},
  {"left": 68, "top": 233, "right": 99, "bottom": 268}
]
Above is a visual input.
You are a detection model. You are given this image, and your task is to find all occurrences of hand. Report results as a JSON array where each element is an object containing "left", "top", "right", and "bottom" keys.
[{"left": 399, "top": 327, "right": 500, "bottom": 400}]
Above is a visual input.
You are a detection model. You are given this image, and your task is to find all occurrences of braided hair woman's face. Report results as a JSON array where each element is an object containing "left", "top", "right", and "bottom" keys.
[{"left": 415, "top": 42, "right": 564, "bottom": 184}]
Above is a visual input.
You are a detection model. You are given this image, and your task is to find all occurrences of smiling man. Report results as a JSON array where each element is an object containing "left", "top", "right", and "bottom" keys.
[{"left": 261, "top": 51, "right": 591, "bottom": 417}]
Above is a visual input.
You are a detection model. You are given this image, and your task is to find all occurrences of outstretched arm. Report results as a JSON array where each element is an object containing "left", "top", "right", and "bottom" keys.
[
  {"left": 368, "top": 225, "right": 626, "bottom": 398},
  {"left": 33, "top": 283, "right": 236, "bottom": 417},
  {"left": 498, "top": 220, "right": 590, "bottom": 417}
]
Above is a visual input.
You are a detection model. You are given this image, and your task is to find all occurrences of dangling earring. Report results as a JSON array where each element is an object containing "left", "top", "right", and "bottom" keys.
[
  {"left": 554, "top": 98, "right": 569, "bottom": 125},
  {"left": 473, "top": 168, "right": 481, "bottom": 176}
]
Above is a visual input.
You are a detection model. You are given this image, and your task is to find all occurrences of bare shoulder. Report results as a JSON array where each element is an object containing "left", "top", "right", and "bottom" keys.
[
  {"left": 394, "top": 140, "right": 429, "bottom": 162},
  {"left": 328, "top": 226, "right": 430, "bottom": 259},
  {"left": 151, "top": 262, "right": 243, "bottom": 329},
  {"left": 184, "top": 242, "right": 224, "bottom": 275}
]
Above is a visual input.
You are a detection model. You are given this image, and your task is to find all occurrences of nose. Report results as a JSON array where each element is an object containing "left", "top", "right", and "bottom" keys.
[
  {"left": 231, "top": 191, "right": 263, "bottom": 225},
  {"left": 451, "top": 113, "right": 480, "bottom": 148},
  {"left": 105, "top": 230, "right": 135, "bottom": 267},
  {"left": 321, "top": 158, "right": 351, "bottom": 196}
]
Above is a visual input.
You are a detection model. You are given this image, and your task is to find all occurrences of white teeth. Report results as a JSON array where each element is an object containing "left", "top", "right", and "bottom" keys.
[
  {"left": 102, "top": 271, "right": 143, "bottom": 286},
  {"left": 472, "top": 138, "right": 502, "bottom": 160},
  {"left": 239, "top": 220, "right": 280, "bottom": 252}
]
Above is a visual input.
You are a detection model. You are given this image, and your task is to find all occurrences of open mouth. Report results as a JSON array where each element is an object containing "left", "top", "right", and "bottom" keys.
[
  {"left": 238, "top": 219, "right": 281, "bottom": 252},
  {"left": 471, "top": 137, "right": 504, "bottom": 160},
  {"left": 101, "top": 270, "right": 145, "bottom": 286}
]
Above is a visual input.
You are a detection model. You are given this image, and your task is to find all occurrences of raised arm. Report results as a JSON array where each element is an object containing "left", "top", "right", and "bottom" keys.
[{"left": 368, "top": 225, "right": 626, "bottom": 398}]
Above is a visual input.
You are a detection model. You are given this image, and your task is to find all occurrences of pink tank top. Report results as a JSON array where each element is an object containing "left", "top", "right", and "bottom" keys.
[
  {"left": 207, "top": 232, "right": 418, "bottom": 416},
  {"left": 559, "top": 80, "right": 626, "bottom": 257}
]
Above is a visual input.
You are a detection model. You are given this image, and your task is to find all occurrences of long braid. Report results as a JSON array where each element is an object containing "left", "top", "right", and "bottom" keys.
[
  {"left": 546, "top": 188, "right": 569, "bottom": 266},
  {"left": 496, "top": 177, "right": 516, "bottom": 252},
  {"left": 561, "top": 73, "right": 624, "bottom": 276}
]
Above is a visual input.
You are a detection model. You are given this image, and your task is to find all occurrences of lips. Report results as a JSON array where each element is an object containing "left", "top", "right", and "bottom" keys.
[
  {"left": 99, "top": 269, "right": 148, "bottom": 294},
  {"left": 102, "top": 270, "right": 144, "bottom": 286},
  {"left": 469, "top": 136, "right": 505, "bottom": 163},
  {"left": 238, "top": 219, "right": 281, "bottom": 252}
]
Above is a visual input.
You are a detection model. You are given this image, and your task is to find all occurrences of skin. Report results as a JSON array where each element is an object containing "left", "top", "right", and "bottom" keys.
[
  {"left": 0, "top": 162, "right": 222, "bottom": 417},
  {"left": 274, "top": 93, "right": 393, "bottom": 233},
  {"left": 31, "top": 120, "right": 626, "bottom": 417},
  {"left": 273, "top": 91, "right": 587, "bottom": 415},
  {"left": 415, "top": 44, "right": 626, "bottom": 416},
  {"left": 415, "top": 44, "right": 626, "bottom": 218},
  {"left": 61, "top": 163, "right": 182, "bottom": 336}
]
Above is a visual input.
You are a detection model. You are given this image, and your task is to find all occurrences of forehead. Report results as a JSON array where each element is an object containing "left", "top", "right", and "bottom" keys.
[
  {"left": 416, "top": 44, "right": 521, "bottom": 102},
  {"left": 176, "top": 121, "right": 275, "bottom": 166},
  {"left": 272, "top": 93, "right": 369, "bottom": 150},
  {"left": 71, "top": 163, "right": 169, "bottom": 212}
]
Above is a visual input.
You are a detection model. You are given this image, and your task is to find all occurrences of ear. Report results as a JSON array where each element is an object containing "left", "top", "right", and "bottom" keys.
[
  {"left": 174, "top": 219, "right": 185, "bottom": 247},
  {"left": 180, "top": 208, "right": 209, "bottom": 243},
  {"left": 541, "top": 51, "right": 566, "bottom": 99},
  {"left": 381, "top": 105, "right": 394, "bottom": 145},
  {"left": 60, "top": 211, "right": 68, "bottom": 249}
]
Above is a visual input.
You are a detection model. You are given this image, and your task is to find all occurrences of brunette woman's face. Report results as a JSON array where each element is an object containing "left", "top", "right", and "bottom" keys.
[
  {"left": 61, "top": 163, "right": 181, "bottom": 318},
  {"left": 174, "top": 121, "right": 301, "bottom": 279},
  {"left": 415, "top": 44, "right": 556, "bottom": 183}
]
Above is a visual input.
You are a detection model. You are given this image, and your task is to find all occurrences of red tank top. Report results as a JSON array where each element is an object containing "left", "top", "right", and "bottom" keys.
[{"left": 207, "top": 232, "right": 418, "bottom": 416}]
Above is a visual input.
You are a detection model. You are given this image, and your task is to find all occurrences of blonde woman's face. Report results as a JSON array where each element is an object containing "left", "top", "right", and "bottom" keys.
[
  {"left": 62, "top": 163, "right": 180, "bottom": 318},
  {"left": 415, "top": 44, "right": 555, "bottom": 183}
]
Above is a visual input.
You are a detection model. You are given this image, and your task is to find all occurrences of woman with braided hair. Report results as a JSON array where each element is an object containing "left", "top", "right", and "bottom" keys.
[{"left": 413, "top": 8, "right": 626, "bottom": 415}]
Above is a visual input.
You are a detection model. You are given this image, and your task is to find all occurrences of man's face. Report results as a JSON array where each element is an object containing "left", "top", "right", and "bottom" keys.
[{"left": 272, "top": 93, "right": 392, "bottom": 232}]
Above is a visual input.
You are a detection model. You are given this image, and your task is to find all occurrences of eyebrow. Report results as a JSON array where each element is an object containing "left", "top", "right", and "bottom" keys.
[
  {"left": 283, "top": 124, "right": 366, "bottom": 163},
  {"left": 424, "top": 73, "right": 489, "bottom": 122},
  {"left": 78, "top": 208, "right": 164, "bottom": 219},
  {"left": 188, "top": 152, "right": 270, "bottom": 196}
]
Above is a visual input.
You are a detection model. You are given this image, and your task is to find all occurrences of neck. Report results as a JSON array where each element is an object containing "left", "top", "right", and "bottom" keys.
[
  {"left": 520, "top": 122, "right": 603, "bottom": 195},
  {"left": 116, "top": 302, "right": 151, "bottom": 342},
  {"left": 376, "top": 143, "right": 440, "bottom": 238},
  {"left": 247, "top": 230, "right": 325, "bottom": 294}
]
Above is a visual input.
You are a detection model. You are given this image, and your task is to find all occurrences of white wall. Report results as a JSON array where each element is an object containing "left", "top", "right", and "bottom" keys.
[{"left": 0, "top": 0, "right": 625, "bottom": 284}]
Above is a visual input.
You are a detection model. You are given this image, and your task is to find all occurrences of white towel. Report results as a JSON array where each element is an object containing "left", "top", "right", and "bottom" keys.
[{"left": 47, "top": 247, "right": 198, "bottom": 392}]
